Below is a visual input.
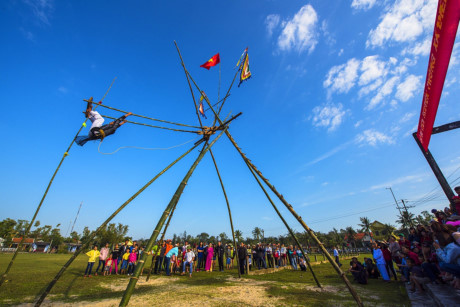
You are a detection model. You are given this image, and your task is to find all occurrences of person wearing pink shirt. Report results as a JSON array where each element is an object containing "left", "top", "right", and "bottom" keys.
[{"left": 95, "top": 243, "right": 110, "bottom": 276}]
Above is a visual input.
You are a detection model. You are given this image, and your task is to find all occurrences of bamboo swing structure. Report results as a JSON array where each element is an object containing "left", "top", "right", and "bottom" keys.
[{"left": 2, "top": 41, "right": 363, "bottom": 307}]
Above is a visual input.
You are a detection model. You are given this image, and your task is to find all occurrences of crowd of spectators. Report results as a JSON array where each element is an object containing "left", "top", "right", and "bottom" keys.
[{"left": 347, "top": 206, "right": 460, "bottom": 294}]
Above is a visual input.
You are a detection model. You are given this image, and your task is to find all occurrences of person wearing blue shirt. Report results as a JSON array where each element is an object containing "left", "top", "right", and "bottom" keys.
[{"left": 165, "top": 244, "right": 179, "bottom": 276}]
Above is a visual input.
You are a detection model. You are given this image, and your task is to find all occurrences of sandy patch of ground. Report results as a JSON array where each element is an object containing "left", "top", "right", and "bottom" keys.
[{"left": 36, "top": 276, "right": 280, "bottom": 307}]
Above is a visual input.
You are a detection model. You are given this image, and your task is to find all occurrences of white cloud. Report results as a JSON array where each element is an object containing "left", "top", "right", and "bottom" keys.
[
  {"left": 395, "top": 74, "right": 422, "bottom": 102},
  {"left": 311, "top": 102, "right": 347, "bottom": 131},
  {"left": 324, "top": 58, "right": 360, "bottom": 93},
  {"left": 400, "top": 112, "right": 416, "bottom": 123},
  {"left": 278, "top": 4, "right": 319, "bottom": 53},
  {"left": 368, "top": 174, "right": 424, "bottom": 191},
  {"left": 58, "top": 86, "right": 68, "bottom": 94},
  {"left": 24, "top": 0, "right": 54, "bottom": 25},
  {"left": 265, "top": 14, "right": 280, "bottom": 37},
  {"left": 354, "top": 120, "right": 363, "bottom": 128},
  {"left": 367, "top": 0, "right": 437, "bottom": 48},
  {"left": 321, "top": 20, "right": 336, "bottom": 46},
  {"left": 356, "top": 129, "right": 394, "bottom": 146},
  {"left": 402, "top": 37, "right": 431, "bottom": 56},
  {"left": 352, "top": 0, "right": 377, "bottom": 11},
  {"left": 338, "top": 48, "right": 344, "bottom": 56},
  {"left": 366, "top": 76, "right": 399, "bottom": 110},
  {"left": 359, "top": 55, "right": 388, "bottom": 86},
  {"left": 303, "top": 140, "right": 354, "bottom": 167}
]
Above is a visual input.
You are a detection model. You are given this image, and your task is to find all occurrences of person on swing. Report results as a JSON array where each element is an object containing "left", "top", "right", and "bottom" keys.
[{"left": 76, "top": 97, "right": 132, "bottom": 146}]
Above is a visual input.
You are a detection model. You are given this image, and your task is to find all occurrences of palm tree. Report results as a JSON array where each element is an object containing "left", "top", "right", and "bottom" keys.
[
  {"left": 235, "top": 230, "right": 243, "bottom": 242},
  {"left": 331, "top": 228, "right": 343, "bottom": 246},
  {"left": 396, "top": 211, "right": 416, "bottom": 229},
  {"left": 358, "top": 217, "right": 373, "bottom": 243},
  {"left": 252, "top": 227, "right": 262, "bottom": 241}
]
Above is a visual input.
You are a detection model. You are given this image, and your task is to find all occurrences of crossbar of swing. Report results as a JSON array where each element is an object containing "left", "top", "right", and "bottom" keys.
[
  {"left": 34, "top": 138, "right": 206, "bottom": 306},
  {"left": 183, "top": 68, "right": 364, "bottom": 307},
  {"left": 83, "top": 99, "right": 201, "bottom": 129},
  {"left": 100, "top": 114, "right": 200, "bottom": 134}
]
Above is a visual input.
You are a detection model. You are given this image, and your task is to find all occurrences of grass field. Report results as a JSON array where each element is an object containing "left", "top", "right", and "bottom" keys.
[{"left": 0, "top": 253, "right": 410, "bottom": 306}]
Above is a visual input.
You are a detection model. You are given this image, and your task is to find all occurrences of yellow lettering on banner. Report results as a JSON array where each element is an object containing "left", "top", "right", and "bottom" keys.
[
  {"left": 436, "top": 0, "right": 447, "bottom": 30},
  {"left": 433, "top": 33, "right": 440, "bottom": 53},
  {"left": 427, "top": 54, "right": 436, "bottom": 91}
]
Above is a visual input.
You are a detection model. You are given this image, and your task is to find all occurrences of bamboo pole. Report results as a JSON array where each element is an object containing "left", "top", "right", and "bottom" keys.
[
  {"left": 183, "top": 71, "right": 363, "bottom": 307},
  {"left": 208, "top": 148, "right": 241, "bottom": 278},
  {"left": 244, "top": 160, "right": 321, "bottom": 287},
  {"left": 83, "top": 99, "right": 201, "bottom": 129},
  {"left": 100, "top": 115, "right": 199, "bottom": 134},
  {"left": 174, "top": 41, "right": 204, "bottom": 130},
  {"left": 145, "top": 201, "right": 176, "bottom": 282},
  {"left": 34, "top": 139, "right": 204, "bottom": 306},
  {"left": 119, "top": 129, "right": 227, "bottom": 307},
  {"left": 0, "top": 77, "right": 117, "bottom": 287}
]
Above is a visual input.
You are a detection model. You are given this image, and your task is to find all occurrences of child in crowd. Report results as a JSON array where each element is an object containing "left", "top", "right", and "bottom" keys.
[
  {"left": 103, "top": 254, "right": 113, "bottom": 276},
  {"left": 120, "top": 249, "right": 130, "bottom": 275},
  {"left": 84, "top": 245, "right": 100, "bottom": 278},
  {"left": 127, "top": 247, "right": 137, "bottom": 275}
]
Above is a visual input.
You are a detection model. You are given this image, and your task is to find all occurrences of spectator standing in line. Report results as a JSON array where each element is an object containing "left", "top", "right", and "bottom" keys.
[
  {"left": 333, "top": 246, "right": 342, "bottom": 267},
  {"left": 266, "top": 243, "right": 273, "bottom": 268},
  {"left": 95, "top": 243, "right": 110, "bottom": 276},
  {"left": 372, "top": 242, "right": 390, "bottom": 282},
  {"left": 205, "top": 243, "right": 214, "bottom": 272},
  {"left": 197, "top": 242, "right": 205, "bottom": 271},
  {"left": 111, "top": 244, "right": 120, "bottom": 275},
  {"left": 84, "top": 245, "right": 100, "bottom": 278},
  {"left": 215, "top": 241, "right": 225, "bottom": 272},
  {"left": 238, "top": 242, "right": 248, "bottom": 275}
]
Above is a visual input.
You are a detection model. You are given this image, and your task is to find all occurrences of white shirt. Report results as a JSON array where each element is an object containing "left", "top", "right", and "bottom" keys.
[
  {"left": 333, "top": 248, "right": 339, "bottom": 257},
  {"left": 281, "top": 247, "right": 286, "bottom": 254},
  {"left": 184, "top": 251, "right": 195, "bottom": 262},
  {"left": 88, "top": 110, "right": 104, "bottom": 135}
]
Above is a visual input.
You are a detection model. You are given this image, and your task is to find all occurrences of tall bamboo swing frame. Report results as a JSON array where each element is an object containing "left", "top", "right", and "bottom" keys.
[{"left": 1, "top": 42, "right": 362, "bottom": 307}]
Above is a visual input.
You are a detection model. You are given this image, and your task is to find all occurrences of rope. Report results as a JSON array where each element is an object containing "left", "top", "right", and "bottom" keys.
[
  {"left": 84, "top": 99, "right": 201, "bottom": 129},
  {"left": 97, "top": 137, "right": 200, "bottom": 155},
  {"left": 100, "top": 115, "right": 199, "bottom": 134}
]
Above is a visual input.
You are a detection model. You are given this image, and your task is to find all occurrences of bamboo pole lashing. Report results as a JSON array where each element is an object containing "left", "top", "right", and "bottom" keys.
[
  {"left": 34, "top": 139, "right": 205, "bottom": 306},
  {"left": 182, "top": 69, "right": 363, "bottom": 307},
  {"left": 100, "top": 114, "right": 199, "bottom": 134}
]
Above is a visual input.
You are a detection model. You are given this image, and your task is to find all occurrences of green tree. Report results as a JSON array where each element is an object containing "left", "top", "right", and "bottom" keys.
[
  {"left": 197, "top": 232, "right": 209, "bottom": 243},
  {"left": 252, "top": 227, "right": 262, "bottom": 241},
  {"left": 345, "top": 226, "right": 357, "bottom": 249},
  {"left": 396, "top": 211, "right": 416, "bottom": 230},
  {"left": 234, "top": 230, "right": 243, "bottom": 242},
  {"left": 218, "top": 232, "right": 228, "bottom": 242},
  {"left": 0, "top": 218, "right": 17, "bottom": 246},
  {"left": 383, "top": 223, "right": 396, "bottom": 238},
  {"left": 358, "top": 217, "right": 373, "bottom": 242}
]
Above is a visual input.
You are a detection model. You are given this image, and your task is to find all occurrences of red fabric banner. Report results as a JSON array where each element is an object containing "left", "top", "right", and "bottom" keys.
[
  {"left": 200, "top": 53, "right": 220, "bottom": 70},
  {"left": 417, "top": 0, "right": 460, "bottom": 151}
]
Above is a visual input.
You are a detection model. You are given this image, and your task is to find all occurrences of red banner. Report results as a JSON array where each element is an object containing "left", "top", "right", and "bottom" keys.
[{"left": 417, "top": 0, "right": 460, "bottom": 151}]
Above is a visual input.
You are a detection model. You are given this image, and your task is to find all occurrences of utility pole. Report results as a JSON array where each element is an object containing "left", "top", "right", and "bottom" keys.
[{"left": 386, "top": 187, "right": 402, "bottom": 216}]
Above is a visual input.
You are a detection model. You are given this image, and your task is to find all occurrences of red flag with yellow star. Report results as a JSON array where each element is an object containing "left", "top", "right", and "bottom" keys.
[{"left": 200, "top": 53, "right": 220, "bottom": 70}]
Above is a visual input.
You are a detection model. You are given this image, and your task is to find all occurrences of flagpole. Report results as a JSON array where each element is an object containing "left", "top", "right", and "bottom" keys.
[{"left": 218, "top": 62, "right": 221, "bottom": 104}]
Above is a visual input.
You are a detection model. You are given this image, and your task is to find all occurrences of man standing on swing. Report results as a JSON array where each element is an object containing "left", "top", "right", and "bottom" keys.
[{"left": 76, "top": 97, "right": 132, "bottom": 146}]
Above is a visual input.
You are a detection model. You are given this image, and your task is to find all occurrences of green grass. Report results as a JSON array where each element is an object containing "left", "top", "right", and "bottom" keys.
[{"left": 0, "top": 253, "right": 410, "bottom": 306}]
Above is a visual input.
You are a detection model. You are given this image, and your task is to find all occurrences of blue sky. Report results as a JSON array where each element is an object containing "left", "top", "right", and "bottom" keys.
[{"left": 1, "top": 0, "right": 460, "bottom": 240}]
